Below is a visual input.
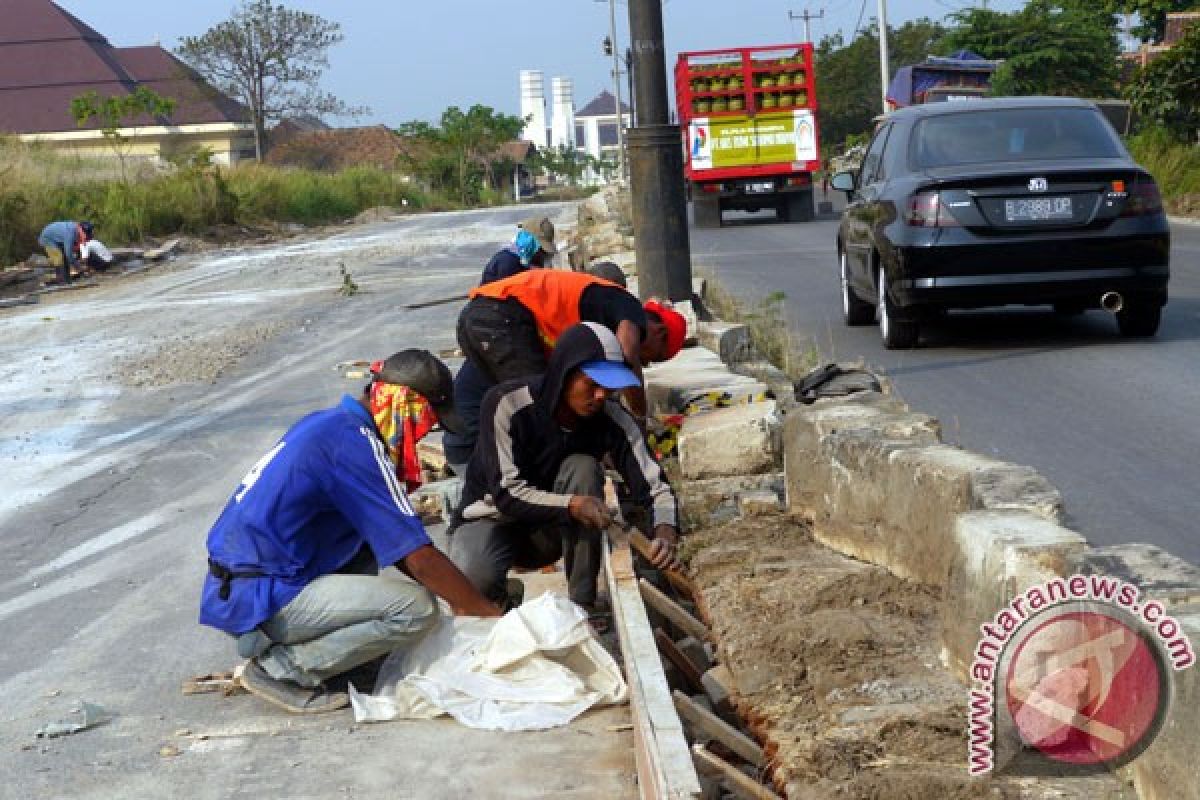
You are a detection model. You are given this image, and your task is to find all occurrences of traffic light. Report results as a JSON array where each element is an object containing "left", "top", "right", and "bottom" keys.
[{"left": 602, "top": 36, "right": 613, "bottom": 56}]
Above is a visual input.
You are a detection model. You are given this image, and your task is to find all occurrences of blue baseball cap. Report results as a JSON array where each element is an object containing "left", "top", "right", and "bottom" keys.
[{"left": 580, "top": 359, "right": 640, "bottom": 390}]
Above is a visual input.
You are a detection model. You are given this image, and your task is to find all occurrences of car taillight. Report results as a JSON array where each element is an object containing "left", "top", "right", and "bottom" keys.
[
  {"left": 905, "top": 191, "right": 960, "bottom": 227},
  {"left": 787, "top": 175, "right": 810, "bottom": 187},
  {"left": 700, "top": 183, "right": 721, "bottom": 194},
  {"left": 1120, "top": 179, "right": 1163, "bottom": 217}
]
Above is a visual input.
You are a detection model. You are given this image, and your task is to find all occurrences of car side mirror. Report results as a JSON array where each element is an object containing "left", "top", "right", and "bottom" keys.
[{"left": 831, "top": 171, "right": 856, "bottom": 193}]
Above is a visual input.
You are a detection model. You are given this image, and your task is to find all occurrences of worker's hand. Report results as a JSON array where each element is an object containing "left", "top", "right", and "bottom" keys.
[
  {"left": 569, "top": 495, "right": 613, "bottom": 530},
  {"left": 648, "top": 525, "right": 683, "bottom": 572}
]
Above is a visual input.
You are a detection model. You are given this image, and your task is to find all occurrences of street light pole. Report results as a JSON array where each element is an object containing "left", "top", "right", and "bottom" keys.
[
  {"left": 877, "top": 0, "right": 890, "bottom": 114},
  {"left": 606, "top": 0, "right": 628, "bottom": 184}
]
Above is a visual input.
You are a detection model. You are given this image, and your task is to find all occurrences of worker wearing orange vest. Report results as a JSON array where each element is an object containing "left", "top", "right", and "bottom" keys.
[{"left": 442, "top": 269, "right": 687, "bottom": 472}]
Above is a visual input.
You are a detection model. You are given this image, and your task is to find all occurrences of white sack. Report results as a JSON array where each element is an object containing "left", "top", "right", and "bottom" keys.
[{"left": 350, "top": 592, "right": 627, "bottom": 731}]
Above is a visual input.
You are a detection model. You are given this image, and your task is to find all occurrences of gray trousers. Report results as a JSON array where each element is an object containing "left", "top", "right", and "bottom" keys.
[
  {"left": 448, "top": 454, "right": 605, "bottom": 607},
  {"left": 246, "top": 547, "right": 440, "bottom": 688}
]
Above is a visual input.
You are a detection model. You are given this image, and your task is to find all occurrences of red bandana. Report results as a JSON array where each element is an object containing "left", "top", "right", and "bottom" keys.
[{"left": 367, "top": 374, "right": 437, "bottom": 492}]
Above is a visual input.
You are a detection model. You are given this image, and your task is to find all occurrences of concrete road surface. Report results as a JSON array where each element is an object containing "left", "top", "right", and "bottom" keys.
[
  {"left": 692, "top": 202, "right": 1200, "bottom": 566},
  {"left": 0, "top": 205, "right": 636, "bottom": 799}
]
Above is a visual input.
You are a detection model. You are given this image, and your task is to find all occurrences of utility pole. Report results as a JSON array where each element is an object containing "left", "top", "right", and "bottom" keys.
[
  {"left": 627, "top": 0, "right": 693, "bottom": 303},
  {"left": 788, "top": 8, "right": 824, "bottom": 43},
  {"left": 601, "top": 0, "right": 628, "bottom": 185},
  {"left": 877, "top": 0, "right": 890, "bottom": 114}
]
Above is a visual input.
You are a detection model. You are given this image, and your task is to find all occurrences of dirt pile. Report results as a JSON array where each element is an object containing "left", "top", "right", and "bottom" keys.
[{"left": 685, "top": 514, "right": 1132, "bottom": 799}]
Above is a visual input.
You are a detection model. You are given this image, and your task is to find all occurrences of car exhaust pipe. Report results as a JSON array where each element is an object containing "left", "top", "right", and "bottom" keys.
[{"left": 1100, "top": 292, "right": 1124, "bottom": 314}]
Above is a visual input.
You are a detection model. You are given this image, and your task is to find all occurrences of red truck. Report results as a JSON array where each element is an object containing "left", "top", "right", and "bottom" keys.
[{"left": 675, "top": 43, "right": 821, "bottom": 228}]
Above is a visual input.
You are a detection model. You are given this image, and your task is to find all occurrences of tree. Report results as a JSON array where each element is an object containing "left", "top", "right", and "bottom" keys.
[
  {"left": 1059, "top": 0, "right": 1200, "bottom": 43},
  {"left": 70, "top": 86, "right": 176, "bottom": 182},
  {"left": 397, "top": 105, "right": 526, "bottom": 205},
  {"left": 941, "top": 1, "right": 1120, "bottom": 98},
  {"left": 1126, "top": 23, "right": 1200, "bottom": 140},
  {"left": 815, "top": 19, "right": 947, "bottom": 150},
  {"left": 177, "top": 0, "right": 363, "bottom": 161}
]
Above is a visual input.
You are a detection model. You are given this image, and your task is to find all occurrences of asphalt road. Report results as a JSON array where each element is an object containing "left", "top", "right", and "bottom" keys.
[
  {"left": 0, "top": 204, "right": 635, "bottom": 799},
  {"left": 691, "top": 200, "right": 1200, "bottom": 566}
]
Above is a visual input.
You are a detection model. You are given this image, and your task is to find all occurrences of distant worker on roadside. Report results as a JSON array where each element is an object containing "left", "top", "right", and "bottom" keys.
[
  {"left": 440, "top": 269, "right": 687, "bottom": 473},
  {"left": 199, "top": 350, "right": 502, "bottom": 715},
  {"left": 37, "top": 219, "right": 94, "bottom": 285},
  {"left": 448, "top": 322, "right": 682, "bottom": 615},
  {"left": 479, "top": 216, "right": 557, "bottom": 285},
  {"left": 585, "top": 260, "right": 627, "bottom": 288}
]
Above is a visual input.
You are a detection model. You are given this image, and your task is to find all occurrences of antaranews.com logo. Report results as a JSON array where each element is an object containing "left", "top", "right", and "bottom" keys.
[{"left": 968, "top": 574, "right": 1195, "bottom": 776}]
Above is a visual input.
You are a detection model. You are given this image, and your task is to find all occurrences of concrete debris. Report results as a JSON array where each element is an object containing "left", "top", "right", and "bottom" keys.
[{"left": 35, "top": 702, "right": 113, "bottom": 739}]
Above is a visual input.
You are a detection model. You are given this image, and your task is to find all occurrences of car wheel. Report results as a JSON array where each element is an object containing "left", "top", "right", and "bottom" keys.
[
  {"left": 841, "top": 250, "right": 873, "bottom": 326},
  {"left": 878, "top": 264, "right": 919, "bottom": 349},
  {"left": 1116, "top": 301, "right": 1161, "bottom": 337}
]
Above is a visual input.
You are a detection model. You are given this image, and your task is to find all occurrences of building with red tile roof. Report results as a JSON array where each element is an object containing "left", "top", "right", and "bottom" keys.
[{"left": 0, "top": 0, "right": 253, "bottom": 163}]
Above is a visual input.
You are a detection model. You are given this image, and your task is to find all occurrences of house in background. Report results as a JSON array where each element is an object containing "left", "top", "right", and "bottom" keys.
[
  {"left": 0, "top": 0, "right": 253, "bottom": 164},
  {"left": 574, "top": 90, "right": 631, "bottom": 168}
]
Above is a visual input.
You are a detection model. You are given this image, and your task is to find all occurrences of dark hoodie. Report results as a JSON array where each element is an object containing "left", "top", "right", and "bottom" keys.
[{"left": 452, "top": 323, "right": 677, "bottom": 529}]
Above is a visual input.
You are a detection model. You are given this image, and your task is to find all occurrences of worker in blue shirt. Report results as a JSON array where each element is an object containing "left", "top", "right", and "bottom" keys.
[
  {"left": 200, "top": 350, "right": 501, "bottom": 714},
  {"left": 38, "top": 219, "right": 94, "bottom": 285},
  {"left": 478, "top": 215, "right": 557, "bottom": 285}
]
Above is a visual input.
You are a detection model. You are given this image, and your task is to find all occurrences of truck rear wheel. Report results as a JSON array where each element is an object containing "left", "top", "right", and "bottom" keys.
[
  {"left": 779, "top": 191, "right": 814, "bottom": 223},
  {"left": 694, "top": 192, "right": 721, "bottom": 228}
]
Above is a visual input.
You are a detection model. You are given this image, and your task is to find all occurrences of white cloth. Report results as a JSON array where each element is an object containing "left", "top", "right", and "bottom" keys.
[
  {"left": 350, "top": 592, "right": 627, "bottom": 731},
  {"left": 80, "top": 239, "right": 113, "bottom": 263}
]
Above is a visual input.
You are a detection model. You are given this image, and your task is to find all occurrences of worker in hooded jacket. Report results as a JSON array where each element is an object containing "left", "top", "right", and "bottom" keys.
[{"left": 448, "top": 322, "right": 682, "bottom": 617}]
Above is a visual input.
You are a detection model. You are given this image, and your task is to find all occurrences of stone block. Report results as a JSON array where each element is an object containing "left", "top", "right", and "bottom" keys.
[
  {"left": 695, "top": 321, "right": 752, "bottom": 365},
  {"left": 1076, "top": 543, "right": 1200, "bottom": 608},
  {"left": 1130, "top": 602, "right": 1200, "bottom": 800},
  {"left": 644, "top": 347, "right": 767, "bottom": 415},
  {"left": 676, "top": 472, "right": 785, "bottom": 530},
  {"left": 940, "top": 510, "right": 1088, "bottom": 677},
  {"left": 678, "top": 401, "right": 780, "bottom": 480},
  {"left": 737, "top": 490, "right": 782, "bottom": 517},
  {"left": 701, "top": 665, "right": 736, "bottom": 720}
]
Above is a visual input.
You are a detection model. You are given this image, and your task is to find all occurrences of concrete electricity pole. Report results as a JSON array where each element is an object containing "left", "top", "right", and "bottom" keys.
[
  {"left": 877, "top": 0, "right": 890, "bottom": 114},
  {"left": 788, "top": 8, "right": 824, "bottom": 43},
  {"left": 626, "top": 0, "right": 693, "bottom": 303}
]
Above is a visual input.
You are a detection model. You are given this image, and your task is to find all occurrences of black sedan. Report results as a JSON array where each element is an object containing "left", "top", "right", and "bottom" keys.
[{"left": 831, "top": 97, "right": 1170, "bottom": 349}]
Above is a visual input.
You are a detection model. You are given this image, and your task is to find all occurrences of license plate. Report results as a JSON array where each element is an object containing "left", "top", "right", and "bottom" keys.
[
  {"left": 746, "top": 182, "right": 774, "bottom": 194},
  {"left": 1005, "top": 196, "right": 1072, "bottom": 221}
]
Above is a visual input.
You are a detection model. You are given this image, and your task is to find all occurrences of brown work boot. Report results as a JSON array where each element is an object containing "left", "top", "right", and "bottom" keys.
[{"left": 238, "top": 660, "right": 349, "bottom": 714}]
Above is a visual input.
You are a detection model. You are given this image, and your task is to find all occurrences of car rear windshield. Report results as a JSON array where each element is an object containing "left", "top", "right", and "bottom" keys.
[{"left": 911, "top": 107, "right": 1123, "bottom": 168}]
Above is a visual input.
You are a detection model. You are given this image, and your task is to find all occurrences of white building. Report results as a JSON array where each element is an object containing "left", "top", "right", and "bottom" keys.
[{"left": 518, "top": 72, "right": 632, "bottom": 186}]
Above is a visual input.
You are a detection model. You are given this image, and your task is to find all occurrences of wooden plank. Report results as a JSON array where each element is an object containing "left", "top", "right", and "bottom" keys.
[
  {"left": 639, "top": 578, "right": 709, "bottom": 642},
  {"left": 605, "top": 532, "right": 702, "bottom": 799},
  {"left": 672, "top": 690, "right": 765, "bottom": 768},
  {"left": 627, "top": 528, "right": 696, "bottom": 596},
  {"left": 691, "top": 745, "right": 782, "bottom": 800},
  {"left": 654, "top": 629, "right": 705, "bottom": 692}
]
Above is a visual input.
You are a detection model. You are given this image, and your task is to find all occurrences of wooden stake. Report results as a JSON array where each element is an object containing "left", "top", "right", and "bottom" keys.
[
  {"left": 673, "top": 690, "right": 765, "bottom": 768},
  {"left": 691, "top": 744, "right": 782, "bottom": 800},
  {"left": 639, "top": 578, "right": 709, "bottom": 642},
  {"left": 654, "top": 629, "right": 705, "bottom": 692}
]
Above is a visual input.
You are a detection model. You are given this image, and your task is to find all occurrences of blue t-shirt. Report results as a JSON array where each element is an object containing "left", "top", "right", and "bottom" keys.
[{"left": 198, "top": 395, "right": 431, "bottom": 635}]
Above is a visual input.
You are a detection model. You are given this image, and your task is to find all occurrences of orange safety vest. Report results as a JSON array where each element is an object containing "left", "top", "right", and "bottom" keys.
[{"left": 470, "top": 270, "right": 619, "bottom": 351}]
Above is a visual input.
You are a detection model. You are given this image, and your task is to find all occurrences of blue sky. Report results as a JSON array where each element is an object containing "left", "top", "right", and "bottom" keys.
[{"left": 58, "top": 0, "right": 1026, "bottom": 126}]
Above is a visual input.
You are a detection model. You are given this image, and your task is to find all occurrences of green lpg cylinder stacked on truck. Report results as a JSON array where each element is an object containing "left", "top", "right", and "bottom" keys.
[{"left": 676, "top": 42, "right": 821, "bottom": 228}]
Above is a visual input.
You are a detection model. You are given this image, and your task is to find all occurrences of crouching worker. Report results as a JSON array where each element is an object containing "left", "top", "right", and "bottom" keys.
[
  {"left": 199, "top": 350, "right": 502, "bottom": 714},
  {"left": 448, "top": 323, "right": 682, "bottom": 616}
]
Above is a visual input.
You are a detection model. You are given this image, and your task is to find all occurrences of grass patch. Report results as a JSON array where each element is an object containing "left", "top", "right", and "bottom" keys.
[
  {"left": 701, "top": 270, "right": 820, "bottom": 379},
  {"left": 0, "top": 136, "right": 479, "bottom": 265},
  {"left": 1126, "top": 130, "right": 1200, "bottom": 216}
]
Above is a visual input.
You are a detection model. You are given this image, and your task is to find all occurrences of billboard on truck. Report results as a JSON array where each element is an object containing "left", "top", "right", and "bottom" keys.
[{"left": 688, "top": 109, "right": 818, "bottom": 171}]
